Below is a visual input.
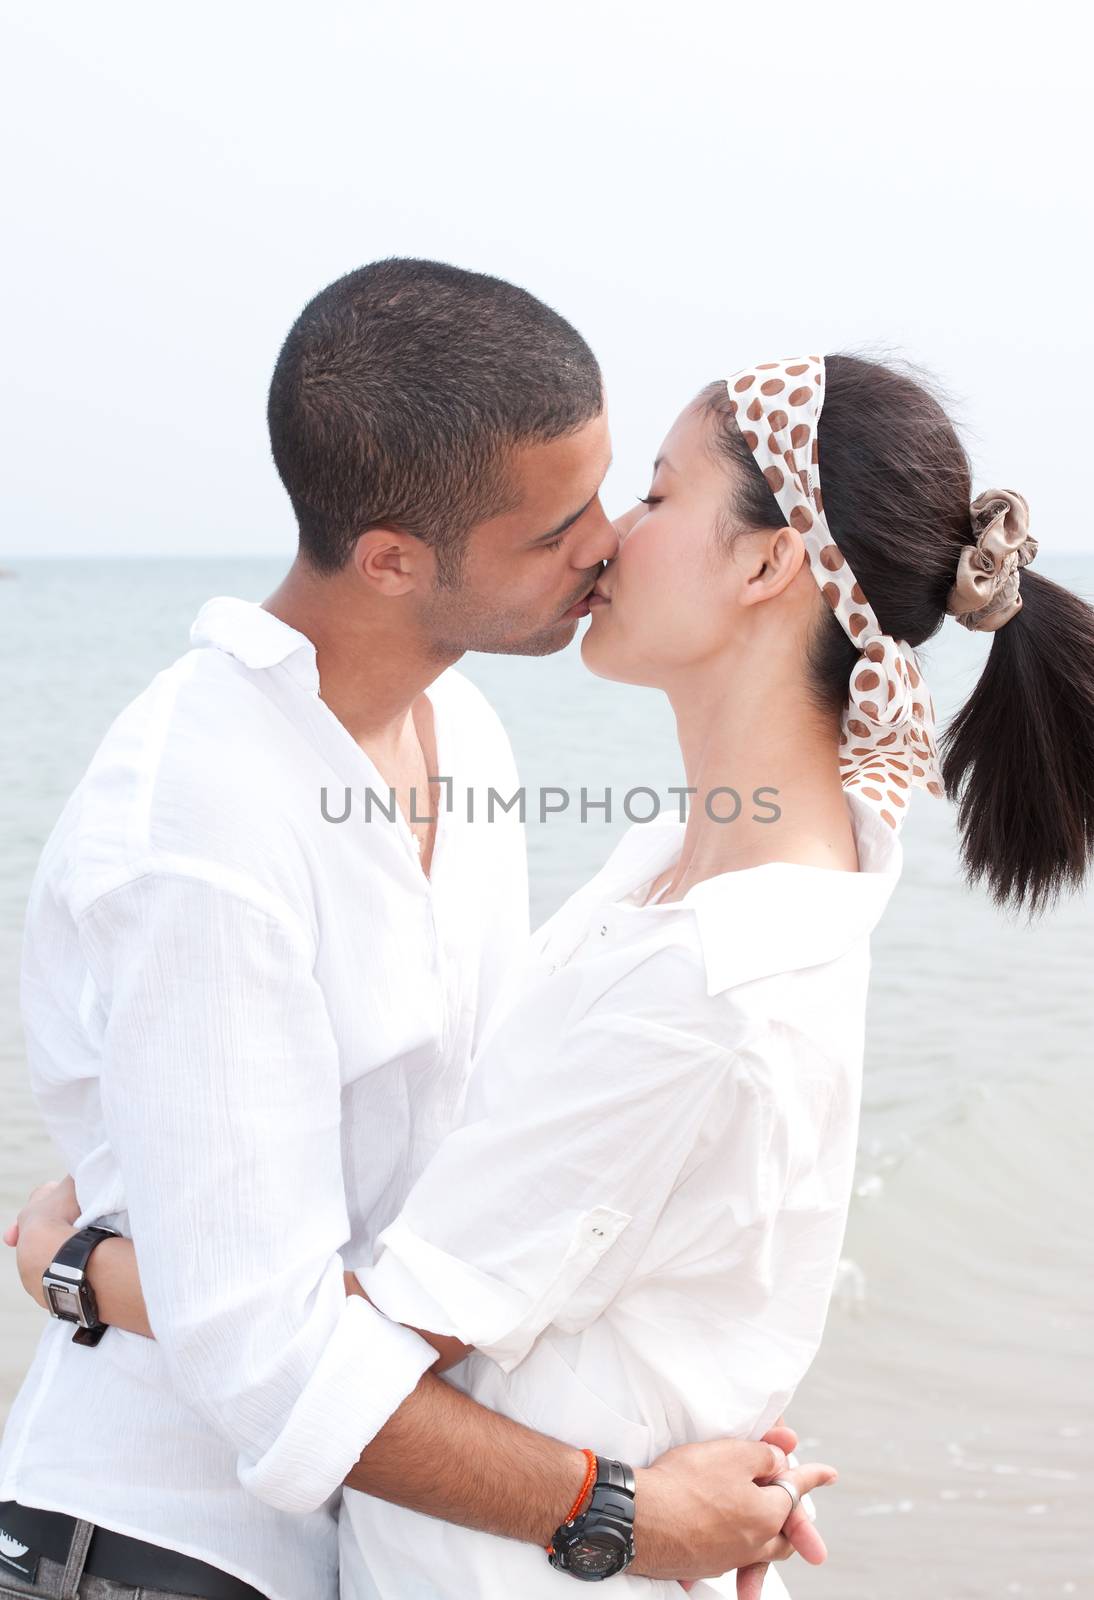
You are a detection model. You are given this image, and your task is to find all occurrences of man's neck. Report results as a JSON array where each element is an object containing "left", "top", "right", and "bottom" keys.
[{"left": 264, "top": 558, "right": 461, "bottom": 751}]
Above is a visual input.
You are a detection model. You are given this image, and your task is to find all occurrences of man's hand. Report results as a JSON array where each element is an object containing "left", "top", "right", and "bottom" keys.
[
  {"left": 4, "top": 1176, "right": 81, "bottom": 1308},
  {"left": 631, "top": 1426, "right": 836, "bottom": 1583}
]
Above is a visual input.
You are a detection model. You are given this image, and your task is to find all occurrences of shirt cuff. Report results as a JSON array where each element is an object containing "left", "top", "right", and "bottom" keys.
[
  {"left": 360, "top": 1206, "right": 631, "bottom": 1373},
  {"left": 237, "top": 1291, "right": 437, "bottom": 1514}
]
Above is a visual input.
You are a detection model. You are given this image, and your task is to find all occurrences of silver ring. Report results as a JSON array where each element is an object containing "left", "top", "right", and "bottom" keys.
[{"left": 767, "top": 1476, "right": 801, "bottom": 1517}]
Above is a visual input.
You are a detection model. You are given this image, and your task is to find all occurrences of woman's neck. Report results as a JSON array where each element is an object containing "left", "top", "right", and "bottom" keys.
[{"left": 656, "top": 670, "right": 858, "bottom": 901}]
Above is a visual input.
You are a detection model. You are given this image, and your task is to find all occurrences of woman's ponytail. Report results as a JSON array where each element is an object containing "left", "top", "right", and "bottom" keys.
[{"left": 940, "top": 567, "right": 1094, "bottom": 918}]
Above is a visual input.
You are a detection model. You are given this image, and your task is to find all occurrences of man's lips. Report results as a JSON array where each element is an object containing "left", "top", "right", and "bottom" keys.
[
  {"left": 560, "top": 578, "right": 602, "bottom": 619},
  {"left": 589, "top": 583, "right": 611, "bottom": 608}
]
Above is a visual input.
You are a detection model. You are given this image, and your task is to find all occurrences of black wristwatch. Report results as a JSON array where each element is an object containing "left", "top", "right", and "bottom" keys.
[
  {"left": 42, "top": 1225, "right": 120, "bottom": 1346},
  {"left": 547, "top": 1457, "right": 636, "bottom": 1581}
]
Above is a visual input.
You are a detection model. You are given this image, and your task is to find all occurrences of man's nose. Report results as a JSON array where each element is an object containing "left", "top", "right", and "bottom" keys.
[{"left": 574, "top": 504, "right": 620, "bottom": 568}]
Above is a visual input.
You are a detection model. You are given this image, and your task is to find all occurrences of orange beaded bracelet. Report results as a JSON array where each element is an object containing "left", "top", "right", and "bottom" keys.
[{"left": 546, "top": 1448, "right": 598, "bottom": 1554}]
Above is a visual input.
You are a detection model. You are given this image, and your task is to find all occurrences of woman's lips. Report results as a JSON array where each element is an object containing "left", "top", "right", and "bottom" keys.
[{"left": 562, "top": 580, "right": 611, "bottom": 621}]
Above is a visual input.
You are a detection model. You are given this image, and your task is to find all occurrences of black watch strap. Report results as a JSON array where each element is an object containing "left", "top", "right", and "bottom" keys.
[
  {"left": 50, "top": 1225, "right": 118, "bottom": 1273},
  {"left": 43, "top": 1224, "right": 120, "bottom": 1346},
  {"left": 547, "top": 1454, "right": 637, "bottom": 1581},
  {"left": 595, "top": 1458, "right": 636, "bottom": 1498}
]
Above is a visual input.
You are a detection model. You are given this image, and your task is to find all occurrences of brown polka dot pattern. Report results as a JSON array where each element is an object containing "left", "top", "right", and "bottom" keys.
[{"left": 723, "top": 355, "right": 946, "bottom": 831}]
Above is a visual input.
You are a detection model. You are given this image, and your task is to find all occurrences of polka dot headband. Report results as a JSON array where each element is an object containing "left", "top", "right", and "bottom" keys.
[{"left": 725, "top": 355, "right": 944, "bottom": 831}]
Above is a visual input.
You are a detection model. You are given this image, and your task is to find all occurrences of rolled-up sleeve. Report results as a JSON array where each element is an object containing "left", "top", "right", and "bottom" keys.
[
  {"left": 360, "top": 973, "right": 737, "bottom": 1372},
  {"left": 79, "top": 872, "right": 437, "bottom": 1515}
]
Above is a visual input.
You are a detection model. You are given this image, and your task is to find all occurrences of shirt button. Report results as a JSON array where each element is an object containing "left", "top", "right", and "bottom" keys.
[{"left": 599, "top": 924, "right": 607, "bottom": 937}]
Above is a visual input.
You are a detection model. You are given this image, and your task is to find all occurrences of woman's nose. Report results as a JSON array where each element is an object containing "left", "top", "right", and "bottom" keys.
[{"left": 612, "top": 504, "right": 645, "bottom": 543}]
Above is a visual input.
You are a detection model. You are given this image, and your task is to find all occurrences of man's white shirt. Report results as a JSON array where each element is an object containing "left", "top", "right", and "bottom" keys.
[{"left": 0, "top": 598, "right": 529, "bottom": 1600}]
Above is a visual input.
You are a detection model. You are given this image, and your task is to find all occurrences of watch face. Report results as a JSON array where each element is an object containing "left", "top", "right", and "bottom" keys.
[
  {"left": 571, "top": 1534, "right": 625, "bottom": 1577},
  {"left": 45, "top": 1281, "right": 81, "bottom": 1321}
]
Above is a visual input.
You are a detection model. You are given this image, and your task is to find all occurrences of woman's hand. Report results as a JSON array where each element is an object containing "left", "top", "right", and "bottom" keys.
[
  {"left": 732, "top": 1420, "right": 824, "bottom": 1600},
  {"left": 4, "top": 1176, "right": 82, "bottom": 1309}
]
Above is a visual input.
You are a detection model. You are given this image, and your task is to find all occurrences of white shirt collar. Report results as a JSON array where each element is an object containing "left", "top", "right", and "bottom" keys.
[
  {"left": 190, "top": 597, "right": 321, "bottom": 691},
  {"left": 588, "top": 789, "right": 903, "bottom": 996}
]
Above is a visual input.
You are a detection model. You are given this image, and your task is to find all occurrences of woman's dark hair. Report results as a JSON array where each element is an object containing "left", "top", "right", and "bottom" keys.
[
  {"left": 267, "top": 258, "right": 603, "bottom": 584},
  {"left": 702, "top": 355, "right": 1094, "bottom": 919}
]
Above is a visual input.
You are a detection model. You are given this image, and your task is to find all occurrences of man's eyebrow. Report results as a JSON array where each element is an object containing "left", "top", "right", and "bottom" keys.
[
  {"left": 529, "top": 459, "right": 613, "bottom": 545},
  {"left": 530, "top": 494, "right": 596, "bottom": 546}
]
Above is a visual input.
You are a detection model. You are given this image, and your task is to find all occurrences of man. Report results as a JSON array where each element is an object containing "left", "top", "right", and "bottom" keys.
[{"left": 0, "top": 260, "right": 828, "bottom": 1600}]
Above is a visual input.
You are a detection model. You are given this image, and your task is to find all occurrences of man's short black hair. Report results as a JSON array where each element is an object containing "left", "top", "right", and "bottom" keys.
[{"left": 266, "top": 258, "right": 603, "bottom": 581}]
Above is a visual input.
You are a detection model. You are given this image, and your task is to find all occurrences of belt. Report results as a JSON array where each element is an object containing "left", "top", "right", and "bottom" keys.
[{"left": 0, "top": 1501, "right": 267, "bottom": 1599}]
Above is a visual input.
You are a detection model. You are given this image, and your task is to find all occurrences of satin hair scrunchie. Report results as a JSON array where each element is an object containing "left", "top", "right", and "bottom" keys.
[
  {"left": 724, "top": 356, "right": 945, "bottom": 831},
  {"left": 947, "top": 488, "right": 1038, "bottom": 632}
]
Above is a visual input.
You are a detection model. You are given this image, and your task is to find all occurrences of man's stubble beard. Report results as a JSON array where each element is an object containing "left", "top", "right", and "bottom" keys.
[
  {"left": 422, "top": 601, "right": 579, "bottom": 661},
  {"left": 419, "top": 577, "right": 585, "bottom": 661},
  {"left": 463, "top": 619, "right": 580, "bottom": 658}
]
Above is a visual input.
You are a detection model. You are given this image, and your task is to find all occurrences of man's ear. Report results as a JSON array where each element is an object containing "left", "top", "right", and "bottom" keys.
[{"left": 351, "top": 526, "right": 432, "bottom": 596}]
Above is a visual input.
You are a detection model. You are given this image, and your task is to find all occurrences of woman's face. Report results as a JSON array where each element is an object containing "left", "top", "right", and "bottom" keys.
[{"left": 581, "top": 397, "right": 753, "bottom": 688}]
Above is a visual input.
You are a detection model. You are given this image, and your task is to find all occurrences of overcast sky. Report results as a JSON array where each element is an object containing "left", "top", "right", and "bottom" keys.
[{"left": 3, "top": 1, "right": 1090, "bottom": 558}]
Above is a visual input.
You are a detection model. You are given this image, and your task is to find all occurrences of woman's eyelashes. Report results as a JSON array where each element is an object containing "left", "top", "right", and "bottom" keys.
[{"left": 637, "top": 494, "right": 663, "bottom": 508}]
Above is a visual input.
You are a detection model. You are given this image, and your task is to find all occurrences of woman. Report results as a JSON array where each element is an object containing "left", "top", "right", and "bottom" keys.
[{"left": 11, "top": 353, "right": 1094, "bottom": 1598}]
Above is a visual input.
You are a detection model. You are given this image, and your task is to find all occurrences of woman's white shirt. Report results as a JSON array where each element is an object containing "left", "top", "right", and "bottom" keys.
[{"left": 345, "top": 790, "right": 902, "bottom": 1599}]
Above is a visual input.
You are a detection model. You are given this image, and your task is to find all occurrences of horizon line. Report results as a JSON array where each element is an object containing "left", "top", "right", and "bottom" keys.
[{"left": 5, "top": 550, "right": 1094, "bottom": 566}]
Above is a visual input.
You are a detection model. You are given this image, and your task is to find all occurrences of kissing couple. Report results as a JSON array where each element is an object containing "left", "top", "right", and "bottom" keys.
[{"left": 3, "top": 258, "right": 1091, "bottom": 1600}]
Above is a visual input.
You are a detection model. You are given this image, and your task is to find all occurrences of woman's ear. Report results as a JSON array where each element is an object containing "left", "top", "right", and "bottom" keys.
[{"left": 741, "top": 525, "right": 807, "bottom": 605}]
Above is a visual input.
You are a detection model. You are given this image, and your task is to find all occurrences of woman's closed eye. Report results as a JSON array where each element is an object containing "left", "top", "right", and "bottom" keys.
[{"left": 637, "top": 494, "right": 663, "bottom": 508}]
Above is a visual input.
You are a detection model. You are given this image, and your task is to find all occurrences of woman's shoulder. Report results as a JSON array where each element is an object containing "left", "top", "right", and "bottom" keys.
[
  {"left": 571, "top": 867, "right": 877, "bottom": 1058},
  {"left": 567, "top": 930, "right": 867, "bottom": 1126},
  {"left": 575, "top": 918, "right": 773, "bottom": 1056}
]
